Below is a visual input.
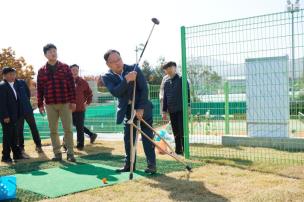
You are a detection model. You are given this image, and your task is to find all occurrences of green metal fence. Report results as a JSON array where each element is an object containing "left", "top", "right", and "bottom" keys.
[{"left": 181, "top": 10, "right": 304, "bottom": 164}]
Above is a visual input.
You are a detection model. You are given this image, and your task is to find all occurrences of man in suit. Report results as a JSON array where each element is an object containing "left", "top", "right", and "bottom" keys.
[
  {"left": 102, "top": 50, "right": 156, "bottom": 174},
  {"left": 16, "top": 78, "right": 43, "bottom": 154},
  {"left": 0, "top": 67, "right": 27, "bottom": 163}
]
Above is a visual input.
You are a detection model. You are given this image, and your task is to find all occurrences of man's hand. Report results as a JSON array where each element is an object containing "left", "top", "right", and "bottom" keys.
[
  {"left": 162, "top": 113, "right": 168, "bottom": 120},
  {"left": 39, "top": 107, "right": 46, "bottom": 116},
  {"left": 69, "top": 103, "right": 76, "bottom": 112},
  {"left": 3, "top": 117, "right": 10, "bottom": 124},
  {"left": 96, "top": 76, "right": 104, "bottom": 88},
  {"left": 135, "top": 109, "right": 144, "bottom": 120},
  {"left": 125, "top": 71, "right": 137, "bottom": 83}
]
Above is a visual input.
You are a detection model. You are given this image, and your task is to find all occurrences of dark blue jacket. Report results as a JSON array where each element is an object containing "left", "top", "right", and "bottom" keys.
[
  {"left": 163, "top": 74, "right": 190, "bottom": 113},
  {"left": 14, "top": 79, "right": 33, "bottom": 115},
  {"left": 0, "top": 80, "right": 22, "bottom": 123},
  {"left": 102, "top": 64, "right": 153, "bottom": 124}
]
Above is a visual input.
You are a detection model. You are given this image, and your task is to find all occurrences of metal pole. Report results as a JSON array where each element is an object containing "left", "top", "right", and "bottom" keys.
[
  {"left": 135, "top": 46, "right": 138, "bottom": 63},
  {"left": 292, "top": 9, "right": 295, "bottom": 101},
  {"left": 181, "top": 26, "right": 190, "bottom": 159},
  {"left": 288, "top": 1, "right": 300, "bottom": 100},
  {"left": 224, "top": 81, "right": 230, "bottom": 135}
]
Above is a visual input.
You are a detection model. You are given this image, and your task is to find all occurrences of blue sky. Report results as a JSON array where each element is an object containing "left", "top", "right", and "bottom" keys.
[{"left": 0, "top": 0, "right": 295, "bottom": 76}]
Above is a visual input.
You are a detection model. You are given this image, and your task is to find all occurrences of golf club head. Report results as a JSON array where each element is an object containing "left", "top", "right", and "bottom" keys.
[{"left": 152, "top": 18, "right": 160, "bottom": 25}]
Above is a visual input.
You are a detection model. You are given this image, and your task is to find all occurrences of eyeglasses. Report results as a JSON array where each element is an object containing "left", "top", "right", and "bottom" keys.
[{"left": 108, "top": 57, "right": 122, "bottom": 64}]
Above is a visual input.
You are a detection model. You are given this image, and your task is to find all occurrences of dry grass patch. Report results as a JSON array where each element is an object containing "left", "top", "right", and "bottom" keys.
[
  {"left": 1, "top": 138, "right": 304, "bottom": 202},
  {"left": 40, "top": 164, "right": 304, "bottom": 202}
]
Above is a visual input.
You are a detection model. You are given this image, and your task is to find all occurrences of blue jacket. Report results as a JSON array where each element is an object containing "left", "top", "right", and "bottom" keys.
[
  {"left": 14, "top": 79, "right": 33, "bottom": 115},
  {"left": 102, "top": 64, "right": 152, "bottom": 124},
  {"left": 0, "top": 80, "right": 22, "bottom": 123}
]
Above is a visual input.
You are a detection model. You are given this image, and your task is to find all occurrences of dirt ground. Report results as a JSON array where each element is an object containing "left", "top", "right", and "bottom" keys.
[{"left": 0, "top": 138, "right": 304, "bottom": 202}]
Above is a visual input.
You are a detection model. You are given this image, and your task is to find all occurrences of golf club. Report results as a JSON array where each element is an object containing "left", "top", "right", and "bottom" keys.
[{"left": 129, "top": 17, "right": 160, "bottom": 180}]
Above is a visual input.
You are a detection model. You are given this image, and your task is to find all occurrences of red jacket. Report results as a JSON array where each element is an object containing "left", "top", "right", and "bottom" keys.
[
  {"left": 74, "top": 77, "right": 93, "bottom": 112},
  {"left": 37, "top": 61, "right": 76, "bottom": 108}
]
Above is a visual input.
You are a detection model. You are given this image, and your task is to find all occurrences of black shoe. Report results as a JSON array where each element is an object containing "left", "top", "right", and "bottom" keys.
[
  {"left": 67, "top": 154, "right": 76, "bottom": 162},
  {"left": 52, "top": 153, "right": 62, "bottom": 161},
  {"left": 90, "top": 133, "right": 98, "bottom": 144},
  {"left": 76, "top": 145, "right": 84, "bottom": 151},
  {"left": 1, "top": 157, "right": 13, "bottom": 163},
  {"left": 116, "top": 165, "right": 132, "bottom": 173},
  {"left": 145, "top": 166, "right": 157, "bottom": 174},
  {"left": 21, "top": 152, "right": 30, "bottom": 159},
  {"left": 13, "top": 153, "right": 30, "bottom": 160},
  {"left": 35, "top": 146, "right": 43, "bottom": 153}
]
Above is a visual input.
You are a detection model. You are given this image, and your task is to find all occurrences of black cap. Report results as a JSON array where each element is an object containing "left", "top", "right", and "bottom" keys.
[{"left": 2, "top": 67, "right": 16, "bottom": 75}]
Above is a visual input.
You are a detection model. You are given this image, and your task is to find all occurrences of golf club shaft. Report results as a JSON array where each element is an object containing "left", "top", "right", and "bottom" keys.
[
  {"left": 137, "top": 23, "right": 156, "bottom": 65},
  {"left": 129, "top": 18, "right": 159, "bottom": 176},
  {"left": 130, "top": 122, "right": 189, "bottom": 167},
  {"left": 130, "top": 120, "right": 140, "bottom": 177},
  {"left": 130, "top": 119, "right": 134, "bottom": 174}
]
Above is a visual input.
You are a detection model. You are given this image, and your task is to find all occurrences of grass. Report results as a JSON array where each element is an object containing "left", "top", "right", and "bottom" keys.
[
  {"left": 40, "top": 162, "right": 304, "bottom": 202},
  {"left": 0, "top": 153, "right": 203, "bottom": 202},
  {"left": 0, "top": 139, "right": 304, "bottom": 201},
  {"left": 190, "top": 143, "right": 304, "bottom": 165},
  {"left": 0, "top": 139, "right": 202, "bottom": 202}
]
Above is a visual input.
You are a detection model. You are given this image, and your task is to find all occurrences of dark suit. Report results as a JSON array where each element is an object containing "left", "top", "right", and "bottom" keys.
[
  {"left": 102, "top": 64, "right": 156, "bottom": 167},
  {"left": 15, "top": 80, "right": 42, "bottom": 150},
  {"left": 0, "top": 80, "right": 21, "bottom": 159}
]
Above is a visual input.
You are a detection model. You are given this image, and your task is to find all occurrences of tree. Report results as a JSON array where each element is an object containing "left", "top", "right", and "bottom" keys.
[
  {"left": 149, "top": 56, "right": 166, "bottom": 85},
  {"left": 187, "top": 62, "right": 222, "bottom": 101},
  {"left": 141, "top": 57, "right": 166, "bottom": 85},
  {"left": 141, "top": 60, "right": 154, "bottom": 83},
  {"left": 0, "top": 47, "right": 35, "bottom": 84}
]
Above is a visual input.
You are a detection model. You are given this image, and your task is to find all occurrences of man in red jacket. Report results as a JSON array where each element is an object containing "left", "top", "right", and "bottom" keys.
[
  {"left": 69, "top": 64, "right": 97, "bottom": 150},
  {"left": 37, "top": 44, "right": 76, "bottom": 162}
]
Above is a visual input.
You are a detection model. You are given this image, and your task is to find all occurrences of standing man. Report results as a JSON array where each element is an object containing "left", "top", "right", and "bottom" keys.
[
  {"left": 159, "top": 73, "right": 169, "bottom": 116},
  {"left": 102, "top": 50, "right": 156, "bottom": 174},
  {"left": 0, "top": 67, "right": 26, "bottom": 163},
  {"left": 69, "top": 64, "right": 97, "bottom": 150},
  {"left": 16, "top": 76, "right": 43, "bottom": 154},
  {"left": 162, "top": 61, "right": 190, "bottom": 155},
  {"left": 37, "top": 44, "right": 76, "bottom": 162}
]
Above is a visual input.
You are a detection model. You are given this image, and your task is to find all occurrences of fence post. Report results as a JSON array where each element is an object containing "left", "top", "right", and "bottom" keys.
[
  {"left": 224, "top": 81, "right": 230, "bottom": 135},
  {"left": 181, "top": 26, "right": 190, "bottom": 159}
]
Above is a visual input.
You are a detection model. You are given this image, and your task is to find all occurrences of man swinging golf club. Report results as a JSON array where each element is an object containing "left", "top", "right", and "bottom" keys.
[{"left": 102, "top": 50, "right": 156, "bottom": 174}]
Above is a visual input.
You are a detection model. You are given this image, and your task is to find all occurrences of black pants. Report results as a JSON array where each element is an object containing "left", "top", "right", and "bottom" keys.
[
  {"left": 72, "top": 111, "right": 94, "bottom": 147},
  {"left": 123, "top": 105, "right": 156, "bottom": 168},
  {"left": 2, "top": 122, "right": 20, "bottom": 159},
  {"left": 17, "top": 113, "right": 42, "bottom": 150},
  {"left": 169, "top": 111, "right": 184, "bottom": 154}
]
